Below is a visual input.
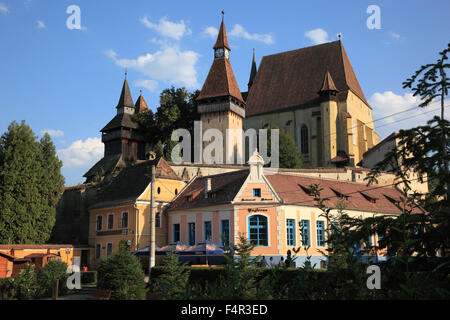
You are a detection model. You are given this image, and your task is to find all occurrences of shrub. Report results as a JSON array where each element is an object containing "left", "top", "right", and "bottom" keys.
[
  {"left": 37, "top": 260, "right": 69, "bottom": 297},
  {"left": 2, "top": 264, "right": 39, "bottom": 300},
  {"left": 97, "top": 245, "right": 147, "bottom": 300}
]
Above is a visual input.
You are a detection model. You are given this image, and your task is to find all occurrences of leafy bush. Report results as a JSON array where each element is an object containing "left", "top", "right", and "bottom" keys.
[
  {"left": 37, "top": 260, "right": 69, "bottom": 297},
  {"left": 1, "top": 264, "right": 39, "bottom": 300},
  {"left": 97, "top": 244, "right": 147, "bottom": 300}
]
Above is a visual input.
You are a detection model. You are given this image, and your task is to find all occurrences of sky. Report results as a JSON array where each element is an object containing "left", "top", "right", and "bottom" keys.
[{"left": 0, "top": 0, "right": 449, "bottom": 186}]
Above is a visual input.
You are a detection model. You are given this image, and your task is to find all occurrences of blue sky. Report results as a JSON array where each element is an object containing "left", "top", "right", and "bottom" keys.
[{"left": 0, "top": 0, "right": 449, "bottom": 186}]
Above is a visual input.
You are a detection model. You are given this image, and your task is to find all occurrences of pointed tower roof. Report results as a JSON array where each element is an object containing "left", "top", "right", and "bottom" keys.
[
  {"left": 116, "top": 77, "right": 135, "bottom": 110},
  {"left": 248, "top": 49, "right": 257, "bottom": 89},
  {"left": 319, "top": 69, "right": 338, "bottom": 93},
  {"left": 135, "top": 90, "right": 149, "bottom": 113},
  {"left": 213, "top": 13, "right": 231, "bottom": 51},
  {"left": 197, "top": 14, "right": 244, "bottom": 105}
]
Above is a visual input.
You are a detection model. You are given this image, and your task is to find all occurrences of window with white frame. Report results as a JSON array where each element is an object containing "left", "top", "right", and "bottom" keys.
[
  {"left": 96, "top": 215, "right": 103, "bottom": 231},
  {"left": 106, "top": 243, "right": 113, "bottom": 256},
  {"left": 107, "top": 214, "right": 114, "bottom": 230},
  {"left": 95, "top": 243, "right": 101, "bottom": 259},
  {"left": 121, "top": 212, "right": 128, "bottom": 228}
]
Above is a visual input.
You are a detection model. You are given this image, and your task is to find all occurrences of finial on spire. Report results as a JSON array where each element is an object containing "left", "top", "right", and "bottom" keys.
[
  {"left": 125, "top": 68, "right": 128, "bottom": 79},
  {"left": 221, "top": 10, "right": 225, "bottom": 21},
  {"left": 337, "top": 32, "right": 342, "bottom": 41}
]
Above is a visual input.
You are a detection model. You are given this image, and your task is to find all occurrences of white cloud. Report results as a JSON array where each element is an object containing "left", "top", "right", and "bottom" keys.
[
  {"left": 140, "top": 16, "right": 191, "bottom": 40},
  {"left": 134, "top": 79, "right": 158, "bottom": 92},
  {"left": 37, "top": 20, "right": 46, "bottom": 29},
  {"left": 229, "top": 24, "right": 274, "bottom": 44},
  {"left": 389, "top": 31, "right": 400, "bottom": 40},
  {"left": 369, "top": 91, "right": 445, "bottom": 138},
  {"left": 0, "top": 3, "right": 9, "bottom": 14},
  {"left": 58, "top": 137, "right": 104, "bottom": 168},
  {"left": 305, "top": 28, "right": 329, "bottom": 45},
  {"left": 40, "top": 129, "right": 64, "bottom": 138},
  {"left": 105, "top": 45, "right": 200, "bottom": 89},
  {"left": 203, "top": 26, "right": 218, "bottom": 39}
]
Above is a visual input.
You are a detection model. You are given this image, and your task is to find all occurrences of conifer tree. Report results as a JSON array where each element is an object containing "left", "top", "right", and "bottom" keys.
[{"left": 0, "top": 121, "right": 64, "bottom": 244}]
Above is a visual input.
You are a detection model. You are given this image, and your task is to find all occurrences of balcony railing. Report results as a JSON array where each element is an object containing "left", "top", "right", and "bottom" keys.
[{"left": 96, "top": 229, "right": 128, "bottom": 236}]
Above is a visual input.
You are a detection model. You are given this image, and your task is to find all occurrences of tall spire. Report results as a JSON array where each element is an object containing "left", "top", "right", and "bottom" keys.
[
  {"left": 213, "top": 11, "right": 231, "bottom": 51},
  {"left": 116, "top": 75, "right": 135, "bottom": 113},
  {"left": 248, "top": 48, "right": 257, "bottom": 90}
]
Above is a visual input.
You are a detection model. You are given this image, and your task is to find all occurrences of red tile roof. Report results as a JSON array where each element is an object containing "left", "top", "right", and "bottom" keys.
[
  {"left": 213, "top": 21, "right": 230, "bottom": 51},
  {"left": 246, "top": 41, "right": 369, "bottom": 117},
  {"left": 168, "top": 170, "right": 249, "bottom": 210},
  {"left": 196, "top": 58, "right": 245, "bottom": 104},
  {"left": 135, "top": 93, "right": 149, "bottom": 113},
  {"left": 320, "top": 70, "right": 338, "bottom": 92},
  {"left": 265, "top": 174, "right": 424, "bottom": 214}
]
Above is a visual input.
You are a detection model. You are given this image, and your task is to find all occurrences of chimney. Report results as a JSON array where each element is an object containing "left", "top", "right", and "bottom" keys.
[{"left": 205, "top": 178, "right": 212, "bottom": 198}]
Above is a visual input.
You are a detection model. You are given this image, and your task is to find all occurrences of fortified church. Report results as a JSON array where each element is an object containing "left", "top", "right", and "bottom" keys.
[{"left": 51, "top": 15, "right": 427, "bottom": 264}]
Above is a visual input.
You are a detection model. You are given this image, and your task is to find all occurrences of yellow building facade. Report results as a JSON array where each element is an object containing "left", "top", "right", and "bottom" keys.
[{"left": 88, "top": 158, "right": 185, "bottom": 267}]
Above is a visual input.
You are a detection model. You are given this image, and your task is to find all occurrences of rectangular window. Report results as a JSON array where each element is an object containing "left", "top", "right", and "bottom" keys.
[
  {"left": 352, "top": 119, "right": 357, "bottom": 145},
  {"left": 286, "top": 219, "right": 296, "bottom": 246},
  {"left": 317, "top": 221, "right": 325, "bottom": 247},
  {"left": 95, "top": 243, "right": 101, "bottom": 259},
  {"left": 156, "top": 212, "right": 161, "bottom": 228},
  {"left": 121, "top": 212, "right": 128, "bottom": 228},
  {"left": 204, "top": 221, "right": 212, "bottom": 241},
  {"left": 96, "top": 215, "right": 103, "bottom": 231},
  {"left": 253, "top": 188, "right": 261, "bottom": 198},
  {"left": 221, "top": 220, "right": 229, "bottom": 246},
  {"left": 107, "top": 214, "right": 114, "bottom": 230},
  {"left": 173, "top": 224, "right": 180, "bottom": 242},
  {"left": 106, "top": 243, "right": 113, "bottom": 256},
  {"left": 188, "top": 223, "right": 196, "bottom": 246},
  {"left": 301, "top": 220, "right": 310, "bottom": 247}
]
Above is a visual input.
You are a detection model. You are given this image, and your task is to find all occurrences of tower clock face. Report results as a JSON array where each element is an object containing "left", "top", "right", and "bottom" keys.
[{"left": 215, "top": 48, "right": 224, "bottom": 58}]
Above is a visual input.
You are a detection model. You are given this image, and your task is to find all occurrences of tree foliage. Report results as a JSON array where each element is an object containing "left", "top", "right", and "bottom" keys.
[
  {"left": 152, "top": 251, "right": 190, "bottom": 300},
  {"left": 37, "top": 260, "right": 69, "bottom": 297},
  {"left": 97, "top": 243, "right": 147, "bottom": 300},
  {"left": 0, "top": 121, "right": 65, "bottom": 244},
  {"left": 133, "top": 87, "right": 200, "bottom": 161}
]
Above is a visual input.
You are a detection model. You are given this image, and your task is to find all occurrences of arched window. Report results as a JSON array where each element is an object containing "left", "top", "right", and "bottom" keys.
[
  {"left": 300, "top": 124, "right": 309, "bottom": 155},
  {"left": 248, "top": 215, "right": 268, "bottom": 246}
]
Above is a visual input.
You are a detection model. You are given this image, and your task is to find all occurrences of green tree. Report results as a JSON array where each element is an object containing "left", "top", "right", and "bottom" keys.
[
  {"left": 0, "top": 121, "right": 64, "bottom": 244},
  {"left": 152, "top": 251, "right": 190, "bottom": 300},
  {"left": 402, "top": 43, "right": 449, "bottom": 199},
  {"left": 212, "top": 234, "right": 261, "bottom": 299},
  {"left": 97, "top": 243, "right": 147, "bottom": 300},
  {"left": 37, "top": 260, "right": 69, "bottom": 297},
  {"left": 264, "top": 127, "right": 303, "bottom": 169},
  {"left": 133, "top": 87, "right": 200, "bottom": 161}
]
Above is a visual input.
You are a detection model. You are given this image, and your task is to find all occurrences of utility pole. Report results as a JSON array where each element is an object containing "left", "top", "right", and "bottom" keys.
[{"left": 148, "top": 153, "right": 156, "bottom": 281}]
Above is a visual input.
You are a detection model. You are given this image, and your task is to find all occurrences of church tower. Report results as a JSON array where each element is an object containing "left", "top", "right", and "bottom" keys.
[
  {"left": 318, "top": 69, "right": 339, "bottom": 166},
  {"left": 101, "top": 75, "right": 148, "bottom": 164},
  {"left": 196, "top": 13, "right": 246, "bottom": 164}
]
